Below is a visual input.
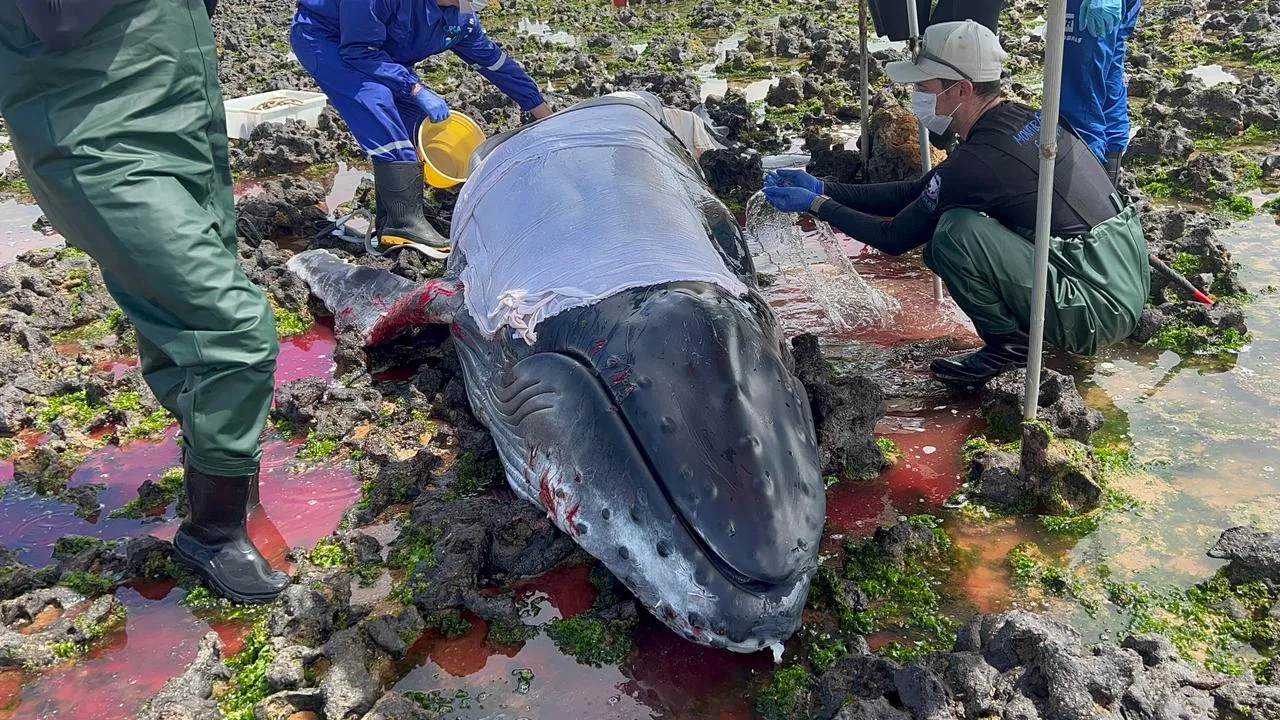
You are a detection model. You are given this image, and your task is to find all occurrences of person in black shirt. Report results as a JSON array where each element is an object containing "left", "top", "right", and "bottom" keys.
[{"left": 762, "top": 19, "right": 1150, "bottom": 386}]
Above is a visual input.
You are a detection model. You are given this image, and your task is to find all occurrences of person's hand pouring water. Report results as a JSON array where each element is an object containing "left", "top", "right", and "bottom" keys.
[{"left": 762, "top": 168, "right": 825, "bottom": 213}]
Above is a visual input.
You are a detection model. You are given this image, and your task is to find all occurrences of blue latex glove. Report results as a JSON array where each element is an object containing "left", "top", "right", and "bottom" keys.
[
  {"left": 1079, "top": 0, "right": 1121, "bottom": 37},
  {"left": 768, "top": 168, "right": 825, "bottom": 195},
  {"left": 763, "top": 185, "right": 817, "bottom": 213},
  {"left": 412, "top": 85, "right": 450, "bottom": 123}
]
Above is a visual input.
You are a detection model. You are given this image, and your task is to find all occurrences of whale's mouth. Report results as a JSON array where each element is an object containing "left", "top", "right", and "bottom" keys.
[
  {"left": 518, "top": 281, "right": 826, "bottom": 595},
  {"left": 551, "top": 346, "right": 779, "bottom": 596}
]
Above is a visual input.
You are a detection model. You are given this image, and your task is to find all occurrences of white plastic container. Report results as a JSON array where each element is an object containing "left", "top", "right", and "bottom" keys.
[{"left": 223, "top": 90, "right": 329, "bottom": 140}]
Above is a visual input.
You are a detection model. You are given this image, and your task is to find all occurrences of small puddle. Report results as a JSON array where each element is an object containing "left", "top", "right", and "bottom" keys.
[
  {"left": 824, "top": 401, "right": 983, "bottom": 542},
  {"left": 275, "top": 319, "right": 337, "bottom": 386},
  {"left": 517, "top": 18, "right": 578, "bottom": 47},
  {"left": 0, "top": 199, "right": 60, "bottom": 266},
  {"left": 1187, "top": 63, "right": 1239, "bottom": 87}
]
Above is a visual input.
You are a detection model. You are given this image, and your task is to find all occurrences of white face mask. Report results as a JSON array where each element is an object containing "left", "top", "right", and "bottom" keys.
[{"left": 910, "top": 84, "right": 959, "bottom": 135}]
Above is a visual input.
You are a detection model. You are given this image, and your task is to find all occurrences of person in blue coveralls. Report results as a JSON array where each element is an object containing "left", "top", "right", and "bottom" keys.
[
  {"left": 291, "top": 0, "right": 551, "bottom": 248},
  {"left": 1060, "top": 0, "right": 1143, "bottom": 186}
]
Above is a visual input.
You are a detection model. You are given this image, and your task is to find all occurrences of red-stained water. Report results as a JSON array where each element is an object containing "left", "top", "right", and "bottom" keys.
[
  {"left": 2, "top": 195, "right": 993, "bottom": 719},
  {"left": 394, "top": 565, "right": 774, "bottom": 720},
  {"left": 0, "top": 328, "right": 360, "bottom": 720},
  {"left": 823, "top": 404, "right": 983, "bottom": 544},
  {"left": 275, "top": 320, "right": 336, "bottom": 387}
]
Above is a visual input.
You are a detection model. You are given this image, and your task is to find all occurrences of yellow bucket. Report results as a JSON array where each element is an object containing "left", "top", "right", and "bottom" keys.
[{"left": 416, "top": 112, "right": 486, "bottom": 189}]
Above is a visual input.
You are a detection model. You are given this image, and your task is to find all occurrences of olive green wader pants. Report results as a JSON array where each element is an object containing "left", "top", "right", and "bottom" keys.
[
  {"left": 0, "top": 0, "right": 279, "bottom": 476},
  {"left": 923, "top": 204, "right": 1151, "bottom": 356}
]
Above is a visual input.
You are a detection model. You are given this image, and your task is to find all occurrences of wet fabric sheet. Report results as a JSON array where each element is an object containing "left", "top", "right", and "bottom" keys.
[{"left": 450, "top": 92, "right": 748, "bottom": 343}]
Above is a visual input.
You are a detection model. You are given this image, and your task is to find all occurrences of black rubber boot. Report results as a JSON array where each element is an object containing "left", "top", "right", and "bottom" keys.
[
  {"left": 180, "top": 445, "right": 259, "bottom": 512},
  {"left": 1105, "top": 150, "right": 1123, "bottom": 189},
  {"left": 172, "top": 463, "right": 290, "bottom": 604},
  {"left": 930, "top": 331, "right": 1030, "bottom": 387},
  {"left": 372, "top": 160, "right": 449, "bottom": 249}
]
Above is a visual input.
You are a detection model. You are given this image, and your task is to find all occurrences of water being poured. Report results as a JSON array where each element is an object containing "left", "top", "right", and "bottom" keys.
[{"left": 744, "top": 190, "right": 900, "bottom": 332}]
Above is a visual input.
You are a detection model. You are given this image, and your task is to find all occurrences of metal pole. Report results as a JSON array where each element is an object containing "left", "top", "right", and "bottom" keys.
[
  {"left": 1022, "top": 0, "right": 1068, "bottom": 420},
  {"left": 906, "top": 0, "right": 946, "bottom": 301},
  {"left": 860, "top": 0, "right": 870, "bottom": 168}
]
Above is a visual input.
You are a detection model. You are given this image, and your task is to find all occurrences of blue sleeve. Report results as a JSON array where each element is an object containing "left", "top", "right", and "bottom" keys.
[
  {"left": 338, "top": 0, "right": 421, "bottom": 96},
  {"left": 449, "top": 22, "right": 545, "bottom": 111}
]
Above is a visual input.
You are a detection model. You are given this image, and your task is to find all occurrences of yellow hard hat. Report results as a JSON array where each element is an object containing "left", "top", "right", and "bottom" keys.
[{"left": 416, "top": 111, "right": 487, "bottom": 189}]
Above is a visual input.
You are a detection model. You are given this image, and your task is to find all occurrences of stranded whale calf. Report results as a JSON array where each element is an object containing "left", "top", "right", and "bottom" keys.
[{"left": 287, "top": 92, "right": 826, "bottom": 655}]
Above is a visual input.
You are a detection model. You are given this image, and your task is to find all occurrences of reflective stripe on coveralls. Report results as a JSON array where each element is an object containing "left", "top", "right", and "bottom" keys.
[{"left": 0, "top": 0, "right": 279, "bottom": 476}]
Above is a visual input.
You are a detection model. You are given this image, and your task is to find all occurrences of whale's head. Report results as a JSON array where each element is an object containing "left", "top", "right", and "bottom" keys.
[{"left": 456, "top": 280, "right": 826, "bottom": 654}]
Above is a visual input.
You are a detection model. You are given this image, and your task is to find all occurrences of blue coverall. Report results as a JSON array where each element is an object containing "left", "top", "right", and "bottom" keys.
[
  {"left": 1060, "top": 0, "right": 1143, "bottom": 165},
  {"left": 290, "top": 0, "right": 545, "bottom": 162}
]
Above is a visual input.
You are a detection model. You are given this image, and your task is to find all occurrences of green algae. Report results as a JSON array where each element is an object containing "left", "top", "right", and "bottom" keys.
[
  {"left": 33, "top": 390, "right": 103, "bottom": 431},
  {"left": 754, "top": 664, "right": 810, "bottom": 720},
  {"left": 61, "top": 571, "right": 115, "bottom": 598},
  {"left": 425, "top": 610, "right": 472, "bottom": 640},
  {"left": 448, "top": 450, "right": 504, "bottom": 500},
  {"left": 298, "top": 431, "right": 339, "bottom": 461},
  {"left": 1148, "top": 320, "right": 1252, "bottom": 357},
  {"left": 835, "top": 517, "right": 961, "bottom": 664},
  {"left": 545, "top": 614, "right": 635, "bottom": 667},
  {"left": 485, "top": 621, "right": 538, "bottom": 647},
  {"left": 217, "top": 621, "right": 274, "bottom": 720},
  {"left": 875, "top": 437, "right": 903, "bottom": 465},
  {"left": 52, "top": 309, "right": 125, "bottom": 344},
  {"left": 309, "top": 536, "right": 352, "bottom": 568},
  {"left": 108, "top": 466, "right": 184, "bottom": 519},
  {"left": 271, "top": 303, "right": 311, "bottom": 338}
]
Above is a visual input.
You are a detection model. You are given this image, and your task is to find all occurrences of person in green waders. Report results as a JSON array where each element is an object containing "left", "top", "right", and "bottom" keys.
[
  {"left": 1, "top": 0, "right": 290, "bottom": 602},
  {"left": 762, "top": 20, "right": 1150, "bottom": 387}
]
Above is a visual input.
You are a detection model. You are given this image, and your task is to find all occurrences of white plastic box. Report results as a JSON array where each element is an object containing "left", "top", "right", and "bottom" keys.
[{"left": 223, "top": 90, "right": 329, "bottom": 140}]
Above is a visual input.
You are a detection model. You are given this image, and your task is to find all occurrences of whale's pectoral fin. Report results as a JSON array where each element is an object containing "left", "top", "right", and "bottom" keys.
[{"left": 285, "top": 249, "right": 463, "bottom": 347}]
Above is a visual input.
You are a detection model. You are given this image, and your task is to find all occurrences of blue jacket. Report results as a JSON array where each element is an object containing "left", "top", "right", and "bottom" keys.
[{"left": 293, "top": 0, "right": 545, "bottom": 111}]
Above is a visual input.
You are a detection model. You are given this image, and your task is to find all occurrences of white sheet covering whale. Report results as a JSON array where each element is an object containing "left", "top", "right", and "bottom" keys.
[{"left": 450, "top": 91, "right": 749, "bottom": 343}]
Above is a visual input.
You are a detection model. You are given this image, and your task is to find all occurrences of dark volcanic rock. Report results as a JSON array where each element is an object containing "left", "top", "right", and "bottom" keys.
[
  {"left": 835, "top": 697, "right": 911, "bottom": 719},
  {"left": 766, "top": 74, "right": 806, "bottom": 107},
  {"left": 234, "top": 175, "right": 332, "bottom": 243},
  {"left": 266, "top": 567, "right": 353, "bottom": 647},
  {"left": 1019, "top": 421, "right": 1102, "bottom": 514},
  {"left": 255, "top": 688, "right": 325, "bottom": 719},
  {"left": 1, "top": 589, "right": 122, "bottom": 670},
  {"left": 1208, "top": 526, "right": 1280, "bottom": 589},
  {"left": 1142, "top": 207, "right": 1242, "bottom": 298},
  {"left": 138, "top": 632, "right": 229, "bottom": 720},
  {"left": 698, "top": 146, "right": 764, "bottom": 204},
  {"left": 805, "top": 133, "right": 864, "bottom": 184},
  {"left": 1170, "top": 153, "right": 1238, "bottom": 200},
  {"left": 402, "top": 494, "right": 579, "bottom": 617},
  {"left": 318, "top": 627, "right": 389, "bottom": 720},
  {"left": 979, "top": 368, "right": 1104, "bottom": 443},
  {"left": 968, "top": 447, "right": 1023, "bottom": 507},
  {"left": 265, "top": 643, "right": 321, "bottom": 694},
  {"left": 271, "top": 377, "right": 329, "bottom": 431},
  {"left": 1125, "top": 121, "right": 1196, "bottom": 166},
  {"left": 811, "top": 653, "right": 902, "bottom": 718},
  {"left": 363, "top": 691, "right": 434, "bottom": 720},
  {"left": 863, "top": 99, "right": 943, "bottom": 183},
  {"left": 1129, "top": 306, "right": 1167, "bottom": 344},
  {"left": 791, "top": 334, "right": 887, "bottom": 481},
  {"left": 362, "top": 606, "right": 424, "bottom": 660}
]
